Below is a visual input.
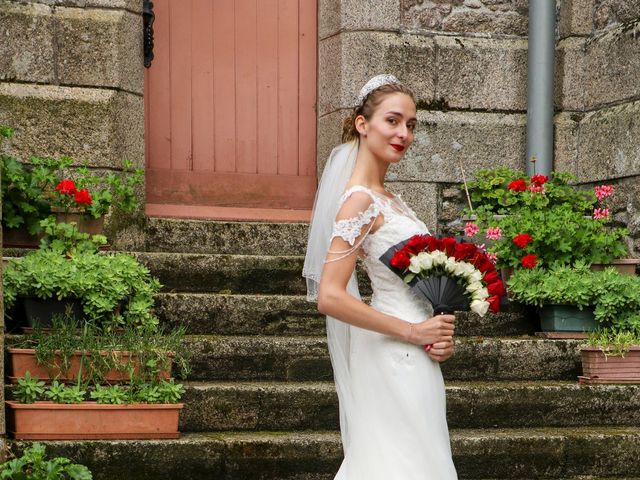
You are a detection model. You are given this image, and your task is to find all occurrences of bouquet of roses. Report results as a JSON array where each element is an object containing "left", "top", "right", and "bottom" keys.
[{"left": 379, "top": 235, "right": 505, "bottom": 316}]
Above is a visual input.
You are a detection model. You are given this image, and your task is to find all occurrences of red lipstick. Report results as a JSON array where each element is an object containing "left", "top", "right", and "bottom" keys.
[{"left": 391, "top": 144, "right": 405, "bottom": 152}]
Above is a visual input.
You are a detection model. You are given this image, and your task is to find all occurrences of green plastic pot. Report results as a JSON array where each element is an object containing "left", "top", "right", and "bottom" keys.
[{"left": 538, "top": 304, "right": 597, "bottom": 332}]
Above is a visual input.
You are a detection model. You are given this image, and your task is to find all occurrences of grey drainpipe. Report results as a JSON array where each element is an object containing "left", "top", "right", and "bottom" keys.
[{"left": 526, "top": 1, "right": 556, "bottom": 176}]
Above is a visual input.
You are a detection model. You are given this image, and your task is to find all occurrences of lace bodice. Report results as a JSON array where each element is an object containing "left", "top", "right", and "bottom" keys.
[{"left": 329, "top": 185, "right": 433, "bottom": 320}]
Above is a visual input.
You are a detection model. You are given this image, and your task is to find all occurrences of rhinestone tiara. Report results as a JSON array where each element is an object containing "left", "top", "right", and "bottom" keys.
[{"left": 355, "top": 74, "right": 401, "bottom": 107}]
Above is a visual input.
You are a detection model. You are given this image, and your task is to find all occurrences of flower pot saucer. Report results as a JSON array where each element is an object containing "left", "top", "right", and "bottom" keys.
[{"left": 578, "top": 376, "right": 640, "bottom": 385}]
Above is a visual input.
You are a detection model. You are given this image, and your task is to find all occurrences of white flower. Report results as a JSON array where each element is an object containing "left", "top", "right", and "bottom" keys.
[
  {"left": 466, "top": 281, "right": 483, "bottom": 293},
  {"left": 459, "top": 262, "right": 476, "bottom": 277},
  {"left": 452, "top": 262, "right": 468, "bottom": 276},
  {"left": 444, "top": 257, "right": 458, "bottom": 274},
  {"left": 469, "top": 270, "right": 483, "bottom": 283},
  {"left": 472, "top": 287, "right": 489, "bottom": 301},
  {"left": 431, "top": 250, "right": 447, "bottom": 265},
  {"left": 409, "top": 255, "right": 422, "bottom": 274},
  {"left": 470, "top": 299, "right": 490, "bottom": 316},
  {"left": 418, "top": 252, "right": 434, "bottom": 271}
]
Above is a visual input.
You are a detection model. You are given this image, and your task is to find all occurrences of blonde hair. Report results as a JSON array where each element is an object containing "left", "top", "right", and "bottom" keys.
[{"left": 341, "top": 83, "right": 416, "bottom": 143}]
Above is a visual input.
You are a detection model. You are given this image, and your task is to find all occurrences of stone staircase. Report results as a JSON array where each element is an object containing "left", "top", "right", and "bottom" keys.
[{"left": 9, "top": 218, "right": 640, "bottom": 479}]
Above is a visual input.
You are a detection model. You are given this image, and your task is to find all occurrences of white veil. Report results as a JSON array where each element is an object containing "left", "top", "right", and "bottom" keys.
[{"left": 302, "top": 140, "right": 360, "bottom": 453}]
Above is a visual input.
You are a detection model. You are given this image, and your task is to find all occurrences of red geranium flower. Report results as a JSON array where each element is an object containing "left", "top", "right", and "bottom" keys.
[
  {"left": 56, "top": 179, "right": 77, "bottom": 196},
  {"left": 530, "top": 174, "right": 548, "bottom": 185},
  {"left": 513, "top": 233, "right": 533, "bottom": 248},
  {"left": 507, "top": 179, "right": 527, "bottom": 192},
  {"left": 74, "top": 188, "right": 92, "bottom": 206},
  {"left": 521, "top": 254, "right": 538, "bottom": 269}
]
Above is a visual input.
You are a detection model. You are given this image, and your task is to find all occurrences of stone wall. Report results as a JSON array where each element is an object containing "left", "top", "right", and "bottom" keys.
[
  {"left": 318, "top": 0, "right": 640, "bottom": 257},
  {"left": 0, "top": 0, "right": 145, "bottom": 247}
]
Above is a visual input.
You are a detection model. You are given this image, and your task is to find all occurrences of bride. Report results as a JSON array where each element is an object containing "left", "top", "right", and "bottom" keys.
[{"left": 303, "top": 75, "right": 458, "bottom": 479}]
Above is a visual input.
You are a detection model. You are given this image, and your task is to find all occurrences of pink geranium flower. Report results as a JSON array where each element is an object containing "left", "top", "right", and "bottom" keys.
[
  {"left": 593, "top": 208, "right": 610, "bottom": 220},
  {"left": 595, "top": 185, "right": 614, "bottom": 201},
  {"left": 464, "top": 222, "right": 479, "bottom": 237},
  {"left": 486, "top": 227, "right": 502, "bottom": 240}
]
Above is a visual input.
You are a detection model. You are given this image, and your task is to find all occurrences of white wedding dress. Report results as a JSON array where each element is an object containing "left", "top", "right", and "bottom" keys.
[{"left": 330, "top": 185, "right": 458, "bottom": 480}]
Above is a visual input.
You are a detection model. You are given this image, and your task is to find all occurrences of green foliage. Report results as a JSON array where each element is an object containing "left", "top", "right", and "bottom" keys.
[
  {"left": 44, "top": 381, "right": 86, "bottom": 404},
  {"left": 464, "top": 168, "right": 596, "bottom": 215},
  {"left": 90, "top": 384, "right": 127, "bottom": 405},
  {"left": 38, "top": 217, "right": 107, "bottom": 255},
  {"left": 506, "top": 263, "right": 597, "bottom": 309},
  {"left": 488, "top": 205, "right": 628, "bottom": 268},
  {"left": 508, "top": 266, "right": 640, "bottom": 326},
  {"left": 14, "top": 372, "right": 45, "bottom": 404},
  {"left": 585, "top": 328, "right": 640, "bottom": 356},
  {"left": 0, "top": 443, "right": 92, "bottom": 480},
  {"left": 2, "top": 249, "right": 161, "bottom": 330},
  {"left": 156, "top": 379, "right": 186, "bottom": 404}
]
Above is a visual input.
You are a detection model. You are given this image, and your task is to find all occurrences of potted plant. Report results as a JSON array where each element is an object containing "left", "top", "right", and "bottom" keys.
[
  {"left": 0, "top": 442, "right": 93, "bottom": 479},
  {"left": 6, "top": 317, "right": 189, "bottom": 384},
  {"left": 5, "top": 371, "right": 185, "bottom": 439},
  {"left": 3, "top": 246, "right": 161, "bottom": 330},
  {"left": 580, "top": 328, "right": 640, "bottom": 384},
  {"left": 461, "top": 168, "right": 631, "bottom": 277},
  {"left": 1, "top": 126, "right": 144, "bottom": 245},
  {"left": 506, "top": 263, "right": 598, "bottom": 335}
]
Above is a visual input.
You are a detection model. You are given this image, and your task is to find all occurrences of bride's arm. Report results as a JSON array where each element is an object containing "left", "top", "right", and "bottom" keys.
[{"left": 316, "top": 194, "right": 454, "bottom": 347}]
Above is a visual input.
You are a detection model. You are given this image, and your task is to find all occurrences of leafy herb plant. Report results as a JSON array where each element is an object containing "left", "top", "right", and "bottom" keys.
[{"left": 0, "top": 443, "right": 92, "bottom": 480}]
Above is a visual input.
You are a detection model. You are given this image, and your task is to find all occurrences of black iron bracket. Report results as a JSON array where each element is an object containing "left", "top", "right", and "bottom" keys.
[{"left": 143, "top": 0, "right": 155, "bottom": 68}]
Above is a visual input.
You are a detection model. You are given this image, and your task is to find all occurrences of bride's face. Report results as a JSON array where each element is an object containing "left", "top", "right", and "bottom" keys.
[{"left": 356, "top": 93, "right": 417, "bottom": 164}]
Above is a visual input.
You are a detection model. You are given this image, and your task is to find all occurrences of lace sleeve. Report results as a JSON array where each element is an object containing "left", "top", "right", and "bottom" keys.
[{"left": 325, "top": 190, "right": 381, "bottom": 264}]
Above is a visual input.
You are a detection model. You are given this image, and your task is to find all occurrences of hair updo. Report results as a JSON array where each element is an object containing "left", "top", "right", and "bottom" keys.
[{"left": 341, "top": 82, "right": 416, "bottom": 143}]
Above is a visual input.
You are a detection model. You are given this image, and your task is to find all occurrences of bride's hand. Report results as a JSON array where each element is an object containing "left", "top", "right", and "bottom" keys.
[
  {"left": 406, "top": 314, "right": 455, "bottom": 346},
  {"left": 427, "top": 339, "right": 455, "bottom": 363}
]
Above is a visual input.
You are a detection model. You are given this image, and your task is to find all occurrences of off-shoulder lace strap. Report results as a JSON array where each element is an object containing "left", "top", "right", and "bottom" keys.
[{"left": 325, "top": 187, "right": 382, "bottom": 263}]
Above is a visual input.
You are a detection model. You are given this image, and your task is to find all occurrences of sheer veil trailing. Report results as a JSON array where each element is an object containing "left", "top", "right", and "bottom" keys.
[{"left": 302, "top": 139, "right": 360, "bottom": 453}]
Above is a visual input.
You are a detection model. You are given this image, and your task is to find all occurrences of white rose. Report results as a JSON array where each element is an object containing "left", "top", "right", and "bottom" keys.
[
  {"left": 470, "top": 299, "right": 490, "bottom": 316},
  {"left": 431, "top": 250, "right": 447, "bottom": 265},
  {"left": 470, "top": 270, "right": 483, "bottom": 283},
  {"left": 466, "top": 281, "right": 483, "bottom": 293},
  {"left": 472, "top": 287, "right": 489, "bottom": 301},
  {"left": 459, "top": 262, "right": 475, "bottom": 277},
  {"left": 452, "top": 262, "right": 468, "bottom": 277},
  {"left": 419, "top": 252, "right": 434, "bottom": 270},
  {"left": 409, "top": 255, "right": 422, "bottom": 274},
  {"left": 444, "top": 257, "right": 458, "bottom": 274}
]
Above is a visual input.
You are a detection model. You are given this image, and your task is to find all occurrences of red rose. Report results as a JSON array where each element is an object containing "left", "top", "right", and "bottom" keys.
[
  {"left": 521, "top": 254, "right": 538, "bottom": 269},
  {"left": 406, "top": 235, "right": 428, "bottom": 254},
  {"left": 74, "top": 188, "right": 92, "bottom": 206},
  {"left": 487, "top": 280, "right": 505, "bottom": 297},
  {"left": 488, "top": 295, "right": 501, "bottom": 313},
  {"left": 454, "top": 243, "right": 476, "bottom": 262},
  {"left": 513, "top": 233, "right": 533, "bottom": 248},
  {"left": 56, "top": 179, "right": 77, "bottom": 196},
  {"left": 441, "top": 237, "right": 457, "bottom": 257},
  {"left": 483, "top": 270, "right": 500, "bottom": 285},
  {"left": 390, "top": 251, "right": 411, "bottom": 270},
  {"left": 507, "top": 179, "right": 526, "bottom": 192},
  {"left": 530, "top": 174, "right": 548, "bottom": 185},
  {"left": 477, "top": 258, "right": 494, "bottom": 274},
  {"left": 426, "top": 237, "right": 442, "bottom": 253}
]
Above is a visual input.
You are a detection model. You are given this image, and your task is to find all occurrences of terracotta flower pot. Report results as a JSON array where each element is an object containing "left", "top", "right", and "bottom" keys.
[
  {"left": 54, "top": 211, "right": 105, "bottom": 235},
  {"left": 7, "top": 348, "right": 172, "bottom": 383},
  {"left": 590, "top": 258, "right": 640, "bottom": 276},
  {"left": 579, "top": 346, "right": 640, "bottom": 384},
  {"left": 5, "top": 401, "right": 183, "bottom": 439},
  {"left": 2, "top": 227, "right": 43, "bottom": 248}
]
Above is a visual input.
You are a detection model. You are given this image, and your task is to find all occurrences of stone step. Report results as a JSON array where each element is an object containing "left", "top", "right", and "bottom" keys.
[
  {"left": 179, "top": 380, "right": 640, "bottom": 432},
  {"left": 182, "top": 336, "right": 582, "bottom": 382},
  {"left": 133, "top": 252, "right": 313, "bottom": 295},
  {"left": 156, "top": 293, "right": 535, "bottom": 337},
  {"left": 143, "top": 217, "right": 309, "bottom": 256},
  {"left": 10, "top": 427, "right": 640, "bottom": 479}
]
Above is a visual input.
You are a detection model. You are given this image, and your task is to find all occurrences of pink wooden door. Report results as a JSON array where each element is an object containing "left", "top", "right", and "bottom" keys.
[{"left": 145, "top": 0, "right": 317, "bottom": 222}]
